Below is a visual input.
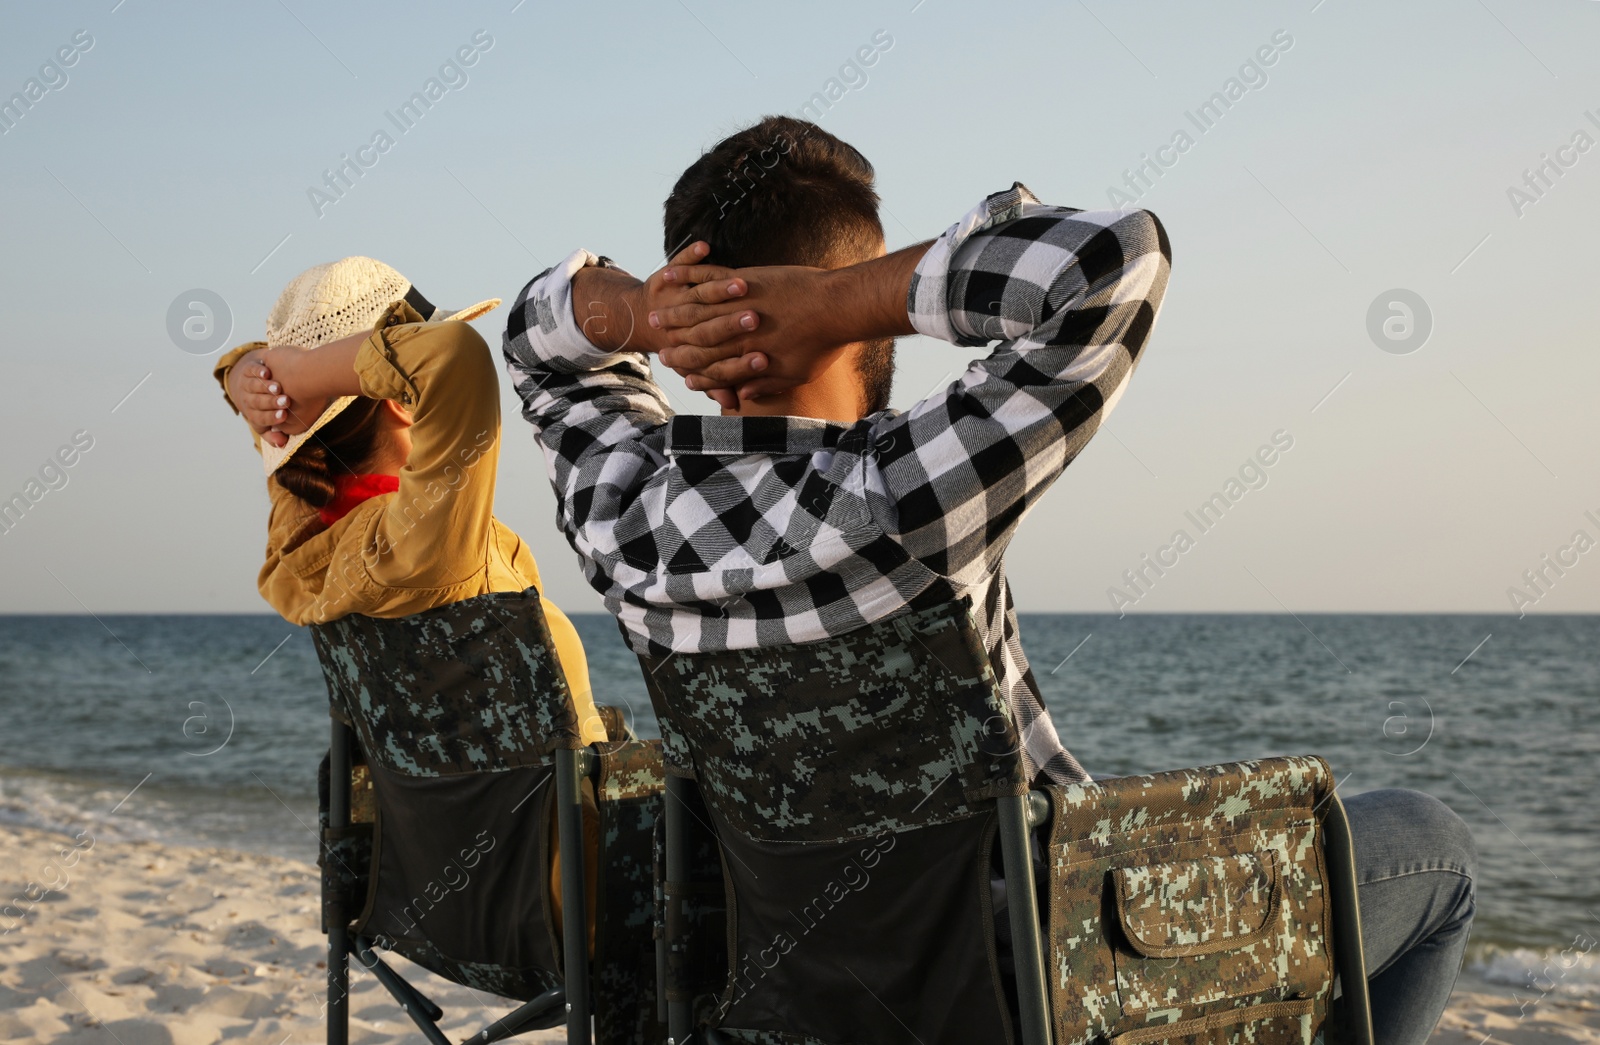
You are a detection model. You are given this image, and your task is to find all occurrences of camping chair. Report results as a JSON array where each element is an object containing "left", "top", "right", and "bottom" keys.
[
  {"left": 311, "top": 586, "right": 665, "bottom": 1045},
  {"left": 639, "top": 599, "right": 1375, "bottom": 1045}
]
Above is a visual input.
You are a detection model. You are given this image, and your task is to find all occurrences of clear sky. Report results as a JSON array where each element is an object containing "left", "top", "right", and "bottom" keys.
[{"left": 1, "top": 0, "right": 1596, "bottom": 617}]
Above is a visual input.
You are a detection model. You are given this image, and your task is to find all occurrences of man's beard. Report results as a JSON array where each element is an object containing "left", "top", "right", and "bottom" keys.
[{"left": 856, "top": 338, "right": 897, "bottom": 414}]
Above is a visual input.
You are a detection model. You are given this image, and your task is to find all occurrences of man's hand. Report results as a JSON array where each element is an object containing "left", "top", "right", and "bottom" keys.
[
  {"left": 656, "top": 265, "right": 841, "bottom": 401},
  {"left": 656, "top": 242, "right": 929, "bottom": 402},
  {"left": 571, "top": 241, "right": 758, "bottom": 357}
]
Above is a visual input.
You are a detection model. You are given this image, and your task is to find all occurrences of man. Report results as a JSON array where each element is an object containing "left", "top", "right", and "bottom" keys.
[
  {"left": 505, "top": 117, "right": 1167, "bottom": 784},
  {"left": 504, "top": 117, "right": 1474, "bottom": 1038}
]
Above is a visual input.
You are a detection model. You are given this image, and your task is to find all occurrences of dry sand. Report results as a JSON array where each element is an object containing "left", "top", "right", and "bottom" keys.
[
  {"left": 0, "top": 823, "right": 560, "bottom": 1044},
  {"left": 0, "top": 823, "right": 1594, "bottom": 1044}
]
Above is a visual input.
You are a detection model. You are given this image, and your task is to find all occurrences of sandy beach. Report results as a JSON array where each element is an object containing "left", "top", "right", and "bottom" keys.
[
  {"left": 0, "top": 823, "right": 564, "bottom": 1045},
  {"left": 0, "top": 823, "right": 1593, "bottom": 1044}
]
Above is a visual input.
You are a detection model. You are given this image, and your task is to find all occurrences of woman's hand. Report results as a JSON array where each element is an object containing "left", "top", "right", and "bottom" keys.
[
  {"left": 225, "top": 346, "right": 333, "bottom": 445},
  {"left": 226, "top": 352, "right": 292, "bottom": 448},
  {"left": 258, "top": 346, "right": 336, "bottom": 437}
]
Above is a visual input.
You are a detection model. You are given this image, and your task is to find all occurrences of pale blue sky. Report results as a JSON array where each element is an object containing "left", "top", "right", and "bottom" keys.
[{"left": 1, "top": 0, "right": 1596, "bottom": 616}]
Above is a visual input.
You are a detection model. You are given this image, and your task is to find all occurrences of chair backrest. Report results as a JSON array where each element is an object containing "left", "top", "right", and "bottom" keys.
[
  {"left": 311, "top": 586, "right": 581, "bottom": 1000},
  {"left": 641, "top": 599, "right": 1032, "bottom": 1044}
]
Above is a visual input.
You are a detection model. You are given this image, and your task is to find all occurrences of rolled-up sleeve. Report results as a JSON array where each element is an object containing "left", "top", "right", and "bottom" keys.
[
  {"left": 503, "top": 249, "right": 636, "bottom": 373},
  {"left": 869, "top": 183, "right": 1172, "bottom": 586},
  {"left": 502, "top": 251, "right": 675, "bottom": 564}
]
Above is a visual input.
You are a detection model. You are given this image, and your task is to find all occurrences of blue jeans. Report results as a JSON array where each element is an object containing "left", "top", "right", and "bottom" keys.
[{"left": 1342, "top": 789, "right": 1477, "bottom": 1045}]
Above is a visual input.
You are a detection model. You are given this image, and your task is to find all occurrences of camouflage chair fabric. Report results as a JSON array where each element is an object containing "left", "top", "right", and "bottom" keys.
[
  {"left": 641, "top": 599, "right": 1030, "bottom": 1045},
  {"left": 311, "top": 586, "right": 666, "bottom": 1045},
  {"left": 1046, "top": 757, "right": 1360, "bottom": 1045}
]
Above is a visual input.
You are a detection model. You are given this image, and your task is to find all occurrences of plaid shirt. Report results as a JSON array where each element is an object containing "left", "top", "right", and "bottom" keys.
[{"left": 503, "top": 184, "right": 1171, "bottom": 783}]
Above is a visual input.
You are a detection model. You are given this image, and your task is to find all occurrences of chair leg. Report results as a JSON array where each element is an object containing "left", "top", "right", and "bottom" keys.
[
  {"left": 997, "top": 792, "right": 1053, "bottom": 1045},
  {"left": 327, "top": 720, "right": 351, "bottom": 1045},
  {"left": 463, "top": 986, "right": 568, "bottom": 1045},
  {"left": 327, "top": 922, "right": 349, "bottom": 1045},
  {"left": 1322, "top": 794, "right": 1375, "bottom": 1045},
  {"left": 352, "top": 938, "right": 452, "bottom": 1045},
  {"left": 663, "top": 774, "right": 694, "bottom": 1045},
  {"left": 352, "top": 939, "right": 443, "bottom": 1023},
  {"left": 654, "top": 901, "right": 669, "bottom": 1027},
  {"left": 555, "top": 748, "right": 592, "bottom": 1045}
]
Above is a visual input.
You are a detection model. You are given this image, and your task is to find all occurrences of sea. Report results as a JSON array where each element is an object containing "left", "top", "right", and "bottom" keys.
[{"left": 1, "top": 612, "right": 1594, "bottom": 999}]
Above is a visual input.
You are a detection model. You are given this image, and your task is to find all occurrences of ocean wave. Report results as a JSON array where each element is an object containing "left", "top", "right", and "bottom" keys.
[
  {"left": 1470, "top": 944, "right": 1600, "bottom": 999},
  {"left": 0, "top": 767, "right": 314, "bottom": 858},
  {"left": 0, "top": 769, "right": 155, "bottom": 844}
]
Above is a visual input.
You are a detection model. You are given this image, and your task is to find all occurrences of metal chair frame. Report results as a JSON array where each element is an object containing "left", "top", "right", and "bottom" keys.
[{"left": 1322, "top": 792, "right": 1378, "bottom": 1045}]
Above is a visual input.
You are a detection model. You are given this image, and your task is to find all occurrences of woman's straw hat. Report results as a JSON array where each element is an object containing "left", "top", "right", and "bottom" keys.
[{"left": 259, "top": 256, "right": 499, "bottom": 476}]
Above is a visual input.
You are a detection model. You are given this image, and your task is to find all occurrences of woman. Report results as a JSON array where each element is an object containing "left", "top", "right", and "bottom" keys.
[{"left": 214, "top": 255, "right": 607, "bottom": 943}]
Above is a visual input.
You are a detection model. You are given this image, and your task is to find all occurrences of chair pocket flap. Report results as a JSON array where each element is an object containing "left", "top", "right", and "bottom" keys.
[{"left": 1112, "top": 851, "right": 1279, "bottom": 959}]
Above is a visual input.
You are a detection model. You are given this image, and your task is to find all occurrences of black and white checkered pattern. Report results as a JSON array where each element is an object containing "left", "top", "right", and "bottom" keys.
[{"left": 503, "top": 184, "right": 1171, "bottom": 783}]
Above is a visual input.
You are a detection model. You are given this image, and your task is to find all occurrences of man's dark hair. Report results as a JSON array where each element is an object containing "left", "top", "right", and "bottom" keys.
[{"left": 664, "top": 116, "right": 895, "bottom": 412}]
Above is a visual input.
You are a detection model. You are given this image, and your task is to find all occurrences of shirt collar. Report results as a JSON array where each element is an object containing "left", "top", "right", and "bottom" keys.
[{"left": 665, "top": 413, "right": 850, "bottom": 456}]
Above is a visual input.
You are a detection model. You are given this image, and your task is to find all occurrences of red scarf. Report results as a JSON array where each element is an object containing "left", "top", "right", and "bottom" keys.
[{"left": 318, "top": 474, "right": 400, "bottom": 527}]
